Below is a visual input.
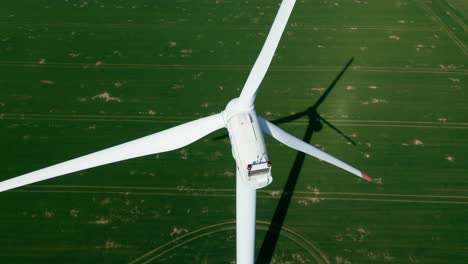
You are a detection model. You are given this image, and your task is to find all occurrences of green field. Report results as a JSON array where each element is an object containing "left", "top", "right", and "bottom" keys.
[{"left": 1, "top": 0, "right": 467, "bottom": 263}]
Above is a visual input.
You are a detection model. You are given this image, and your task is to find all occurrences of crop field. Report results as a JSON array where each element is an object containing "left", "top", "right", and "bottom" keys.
[{"left": 0, "top": 0, "right": 467, "bottom": 263}]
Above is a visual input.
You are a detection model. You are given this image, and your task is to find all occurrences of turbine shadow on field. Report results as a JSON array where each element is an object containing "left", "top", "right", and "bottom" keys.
[{"left": 256, "top": 57, "right": 354, "bottom": 264}]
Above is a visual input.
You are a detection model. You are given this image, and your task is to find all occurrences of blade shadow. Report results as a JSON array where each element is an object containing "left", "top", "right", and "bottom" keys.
[
  {"left": 213, "top": 58, "right": 355, "bottom": 142},
  {"left": 256, "top": 57, "right": 354, "bottom": 263},
  {"left": 270, "top": 57, "right": 356, "bottom": 145},
  {"left": 312, "top": 57, "right": 354, "bottom": 110},
  {"left": 319, "top": 115, "right": 357, "bottom": 146}
]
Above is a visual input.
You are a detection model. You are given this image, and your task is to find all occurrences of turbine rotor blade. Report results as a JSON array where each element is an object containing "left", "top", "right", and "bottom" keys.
[
  {"left": 0, "top": 113, "right": 225, "bottom": 192},
  {"left": 258, "top": 117, "right": 371, "bottom": 181},
  {"left": 238, "top": 0, "right": 296, "bottom": 108}
]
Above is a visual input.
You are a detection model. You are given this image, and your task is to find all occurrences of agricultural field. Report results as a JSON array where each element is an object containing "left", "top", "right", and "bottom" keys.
[{"left": 0, "top": 0, "right": 467, "bottom": 263}]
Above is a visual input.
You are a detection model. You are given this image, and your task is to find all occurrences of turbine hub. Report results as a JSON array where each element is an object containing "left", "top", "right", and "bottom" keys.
[{"left": 222, "top": 98, "right": 254, "bottom": 125}]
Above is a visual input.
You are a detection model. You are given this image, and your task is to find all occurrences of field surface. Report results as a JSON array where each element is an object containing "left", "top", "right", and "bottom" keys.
[{"left": 1, "top": 0, "right": 467, "bottom": 263}]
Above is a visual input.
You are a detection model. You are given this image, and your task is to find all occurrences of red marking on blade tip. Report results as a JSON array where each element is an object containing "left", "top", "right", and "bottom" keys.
[{"left": 361, "top": 173, "right": 372, "bottom": 182}]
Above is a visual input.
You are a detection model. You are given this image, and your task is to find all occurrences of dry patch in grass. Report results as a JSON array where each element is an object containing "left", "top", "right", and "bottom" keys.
[
  {"left": 179, "top": 148, "right": 189, "bottom": 160},
  {"left": 69, "top": 209, "right": 80, "bottom": 217},
  {"left": 445, "top": 155, "right": 455, "bottom": 162},
  {"left": 92, "top": 92, "right": 122, "bottom": 102},
  {"left": 89, "top": 217, "right": 110, "bottom": 225},
  {"left": 68, "top": 52, "right": 80, "bottom": 58},
  {"left": 170, "top": 227, "right": 189, "bottom": 237},
  {"left": 40, "top": 80, "right": 54, "bottom": 85},
  {"left": 223, "top": 170, "right": 235, "bottom": 177},
  {"left": 43, "top": 210, "right": 55, "bottom": 218}
]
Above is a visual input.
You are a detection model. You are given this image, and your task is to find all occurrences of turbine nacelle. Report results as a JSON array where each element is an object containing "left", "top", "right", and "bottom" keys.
[{"left": 223, "top": 98, "right": 272, "bottom": 189}]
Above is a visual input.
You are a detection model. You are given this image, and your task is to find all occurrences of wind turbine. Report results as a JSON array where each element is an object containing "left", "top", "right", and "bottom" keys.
[{"left": 0, "top": 0, "right": 371, "bottom": 263}]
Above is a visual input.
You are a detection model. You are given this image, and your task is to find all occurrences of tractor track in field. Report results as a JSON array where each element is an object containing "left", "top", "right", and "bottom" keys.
[
  {"left": 2, "top": 113, "right": 468, "bottom": 130},
  {"left": 13, "top": 185, "right": 468, "bottom": 205},
  {"left": 0, "top": 22, "right": 438, "bottom": 32},
  {"left": 128, "top": 220, "right": 329, "bottom": 264},
  {"left": 420, "top": 1, "right": 468, "bottom": 55},
  {"left": 0, "top": 61, "right": 467, "bottom": 75}
]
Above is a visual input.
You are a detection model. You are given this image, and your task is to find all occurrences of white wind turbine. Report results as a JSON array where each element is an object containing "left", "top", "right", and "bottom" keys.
[{"left": 0, "top": 0, "right": 371, "bottom": 263}]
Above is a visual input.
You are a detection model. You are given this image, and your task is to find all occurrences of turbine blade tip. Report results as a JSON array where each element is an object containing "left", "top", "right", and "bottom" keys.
[{"left": 361, "top": 172, "right": 372, "bottom": 182}]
